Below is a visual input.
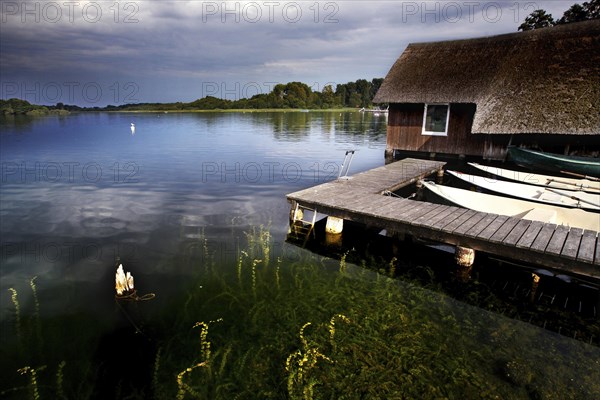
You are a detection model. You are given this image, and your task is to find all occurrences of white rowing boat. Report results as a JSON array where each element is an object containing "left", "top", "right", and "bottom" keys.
[
  {"left": 421, "top": 180, "right": 600, "bottom": 232},
  {"left": 469, "top": 163, "right": 600, "bottom": 194},
  {"left": 448, "top": 170, "right": 600, "bottom": 212}
]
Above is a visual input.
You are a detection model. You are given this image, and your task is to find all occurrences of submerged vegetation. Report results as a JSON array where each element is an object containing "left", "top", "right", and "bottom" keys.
[{"left": 1, "top": 226, "right": 599, "bottom": 399}]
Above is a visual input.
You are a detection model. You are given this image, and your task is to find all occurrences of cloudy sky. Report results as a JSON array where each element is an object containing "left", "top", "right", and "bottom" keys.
[{"left": 1, "top": 0, "right": 575, "bottom": 106}]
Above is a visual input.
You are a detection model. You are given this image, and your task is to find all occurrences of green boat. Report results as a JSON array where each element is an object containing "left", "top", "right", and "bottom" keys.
[{"left": 507, "top": 147, "right": 600, "bottom": 178}]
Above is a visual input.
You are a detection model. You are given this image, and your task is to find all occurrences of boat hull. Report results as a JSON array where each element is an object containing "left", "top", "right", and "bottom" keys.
[
  {"left": 469, "top": 163, "right": 600, "bottom": 193},
  {"left": 421, "top": 180, "right": 600, "bottom": 232},
  {"left": 448, "top": 170, "right": 600, "bottom": 211},
  {"left": 507, "top": 147, "right": 600, "bottom": 178}
]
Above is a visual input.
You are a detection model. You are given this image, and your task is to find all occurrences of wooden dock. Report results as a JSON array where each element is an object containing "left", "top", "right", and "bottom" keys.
[{"left": 286, "top": 158, "right": 600, "bottom": 281}]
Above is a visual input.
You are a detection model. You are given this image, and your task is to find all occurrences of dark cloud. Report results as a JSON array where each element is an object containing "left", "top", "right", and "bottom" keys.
[{"left": 0, "top": 1, "right": 574, "bottom": 106}]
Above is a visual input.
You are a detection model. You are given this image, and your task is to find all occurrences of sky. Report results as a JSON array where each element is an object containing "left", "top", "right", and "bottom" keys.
[{"left": 0, "top": 0, "right": 576, "bottom": 106}]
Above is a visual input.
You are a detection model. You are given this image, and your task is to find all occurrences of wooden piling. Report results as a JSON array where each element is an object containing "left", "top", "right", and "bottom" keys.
[
  {"left": 326, "top": 216, "right": 344, "bottom": 234},
  {"left": 455, "top": 246, "right": 475, "bottom": 267},
  {"left": 530, "top": 273, "right": 540, "bottom": 302}
]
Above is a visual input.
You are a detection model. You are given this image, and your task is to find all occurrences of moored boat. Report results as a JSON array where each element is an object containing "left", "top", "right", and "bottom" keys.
[
  {"left": 359, "top": 106, "right": 389, "bottom": 114},
  {"left": 421, "top": 180, "right": 600, "bottom": 232},
  {"left": 468, "top": 163, "right": 600, "bottom": 194},
  {"left": 507, "top": 147, "right": 600, "bottom": 178},
  {"left": 448, "top": 170, "right": 600, "bottom": 211}
]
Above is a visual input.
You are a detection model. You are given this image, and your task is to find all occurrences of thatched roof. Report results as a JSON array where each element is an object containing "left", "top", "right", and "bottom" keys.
[{"left": 373, "top": 20, "right": 600, "bottom": 135}]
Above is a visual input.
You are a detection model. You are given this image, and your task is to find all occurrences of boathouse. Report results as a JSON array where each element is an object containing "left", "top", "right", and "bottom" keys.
[{"left": 373, "top": 20, "right": 600, "bottom": 160}]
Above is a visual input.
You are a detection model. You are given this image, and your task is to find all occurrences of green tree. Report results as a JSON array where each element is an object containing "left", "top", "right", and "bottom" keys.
[
  {"left": 246, "top": 94, "right": 268, "bottom": 109},
  {"left": 355, "top": 79, "right": 371, "bottom": 107},
  {"left": 348, "top": 92, "right": 362, "bottom": 108},
  {"left": 333, "top": 84, "right": 344, "bottom": 106},
  {"left": 558, "top": 0, "right": 600, "bottom": 23},
  {"left": 281, "top": 82, "right": 312, "bottom": 108},
  {"left": 558, "top": 3, "right": 589, "bottom": 23},
  {"left": 1, "top": 98, "right": 35, "bottom": 114},
  {"left": 518, "top": 9, "right": 555, "bottom": 31},
  {"left": 345, "top": 82, "right": 356, "bottom": 106},
  {"left": 273, "top": 84, "right": 285, "bottom": 99},
  {"left": 584, "top": 0, "right": 600, "bottom": 18},
  {"left": 321, "top": 85, "right": 336, "bottom": 108},
  {"left": 370, "top": 78, "right": 384, "bottom": 100},
  {"left": 188, "top": 96, "right": 231, "bottom": 110}
]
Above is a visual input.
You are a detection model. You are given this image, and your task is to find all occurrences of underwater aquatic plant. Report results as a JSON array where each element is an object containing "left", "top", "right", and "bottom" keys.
[
  {"left": 18, "top": 365, "right": 46, "bottom": 400},
  {"left": 8, "top": 288, "right": 21, "bottom": 342},
  {"left": 286, "top": 322, "right": 333, "bottom": 400}
]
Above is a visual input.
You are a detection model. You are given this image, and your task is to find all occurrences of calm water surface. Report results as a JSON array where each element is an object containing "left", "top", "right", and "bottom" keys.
[
  {"left": 1, "top": 112, "right": 599, "bottom": 399},
  {"left": 1, "top": 112, "right": 384, "bottom": 304}
]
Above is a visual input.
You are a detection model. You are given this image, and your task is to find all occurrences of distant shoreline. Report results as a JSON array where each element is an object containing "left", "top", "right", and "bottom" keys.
[
  {"left": 102, "top": 107, "right": 359, "bottom": 113},
  {"left": 2, "top": 79, "right": 385, "bottom": 115},
  {"left": 0, "top": 107, "right": 380, "bottom": 118}
]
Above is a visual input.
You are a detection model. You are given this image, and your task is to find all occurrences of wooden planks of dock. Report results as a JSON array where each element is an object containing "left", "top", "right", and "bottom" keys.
[{"left": 286, "top": 158, "right": 600, "bottom": 281}]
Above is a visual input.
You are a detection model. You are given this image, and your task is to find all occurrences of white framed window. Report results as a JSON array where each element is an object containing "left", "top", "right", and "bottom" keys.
[{"left": 422, "top": 103, "right": 450, "bottom": 136}]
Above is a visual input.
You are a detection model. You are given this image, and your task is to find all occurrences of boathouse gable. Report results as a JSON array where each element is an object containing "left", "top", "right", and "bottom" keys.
[{"left": 374, "top": 20, "right": 600, "bottom": 160}]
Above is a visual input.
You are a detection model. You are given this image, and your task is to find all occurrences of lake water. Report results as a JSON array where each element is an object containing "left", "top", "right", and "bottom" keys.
[{"left": 1, "top": 112, "right": 598, "bottom": 399}]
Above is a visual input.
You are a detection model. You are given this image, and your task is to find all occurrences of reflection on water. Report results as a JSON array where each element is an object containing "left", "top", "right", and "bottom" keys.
[
  {"left": 0, "top": 111, "right": 386, "bottom": 291},
  {"left": 1, "top": 112, "right": 599, "bottom": 399}
]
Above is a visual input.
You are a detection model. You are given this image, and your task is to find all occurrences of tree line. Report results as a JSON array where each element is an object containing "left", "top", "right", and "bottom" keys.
[
  {"left": 518, "top": 0, "right": 599, "bottom": 31},
  {"left": 104, "top": 78, "right": 384, "bottom": 112},
  {"left": 0, "top": 98, "right": 69, "bottom": 116},
  {"left": 1, "top": 78, "right": 384, "bottom": 114}
]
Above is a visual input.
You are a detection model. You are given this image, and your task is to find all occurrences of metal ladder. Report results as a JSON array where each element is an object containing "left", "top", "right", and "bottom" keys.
[
  {"left": 338, "top": 150, "right": 356, "bottom": 179},
  {"left": 289, "top": 202, "right": 317, "bottom": 245}
]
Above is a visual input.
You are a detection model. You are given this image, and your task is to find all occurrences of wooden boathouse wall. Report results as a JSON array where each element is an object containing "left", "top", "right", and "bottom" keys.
[
  {"left": 385, "top": 104, "right": 600, "bottom": 160},
  {"left": 385, "top": 103, "right": 507, "bottom": 160}
]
